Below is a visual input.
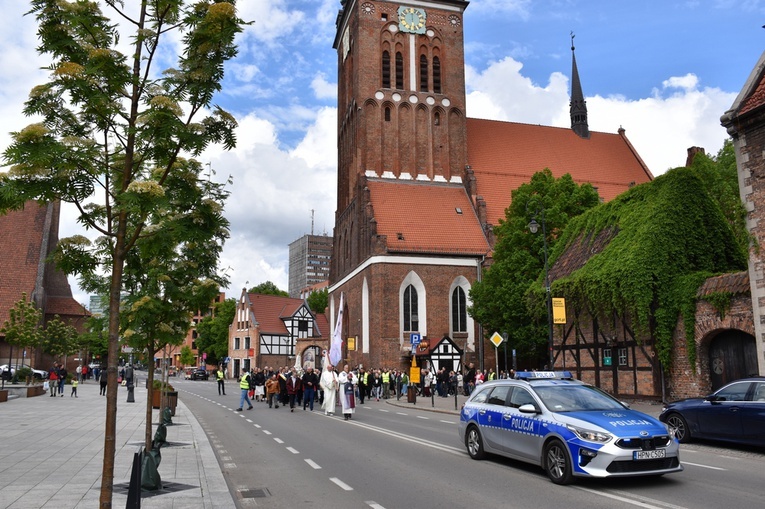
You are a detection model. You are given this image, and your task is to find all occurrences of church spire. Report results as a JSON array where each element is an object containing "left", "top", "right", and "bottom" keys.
[{"left": 569, "top": 32, "right": 589, "bottom": 139}]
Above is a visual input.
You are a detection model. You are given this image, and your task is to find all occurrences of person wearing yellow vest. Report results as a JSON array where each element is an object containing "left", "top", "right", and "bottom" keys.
[
  {"left": 236, "top": 369, "right": 253, "bottom": 411},
  {"left": 217, "top": 367, "right": 226, "bottom": 395},
  {"left": 382, "top": 369, "right": 391, "bottom": 399}
]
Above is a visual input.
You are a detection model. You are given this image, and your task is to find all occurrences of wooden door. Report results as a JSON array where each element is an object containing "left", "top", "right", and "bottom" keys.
[{"left": 709, "top": 330, "right": 758, "bottom": 390}]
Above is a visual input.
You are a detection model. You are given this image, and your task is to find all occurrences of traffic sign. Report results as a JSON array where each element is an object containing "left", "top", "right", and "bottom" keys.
[
  {"left": 410, "top": 333, "right": 422, "bottom": 345},
  {"left": 489, "top": 332, "right": 504, "bottom": 348}
]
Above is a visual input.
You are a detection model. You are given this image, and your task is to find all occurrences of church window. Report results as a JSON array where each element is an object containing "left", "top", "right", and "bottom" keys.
[
  {"left": 382, "top": 51, "right": 391, "bottom": 88},
  {"left": 451, "top": 287, "right": 467, "bottom": 332},
  {"left": 404, "top": 285, "right": 419, "bottom": 332},
  {"left": 433, "top": 56, "right": 441, "bottom": 94},
  {"left": 395, "top": 52, "right": 404, "bottom": 89},
  {"left": 419, "top": 55, "right": 428, "bottom": 92},
  {"left": 434, "top": 112, "right": 440, "bottom": 126},
  {"left": 385, "top": 107, "right": 391, "bottom": 122}
]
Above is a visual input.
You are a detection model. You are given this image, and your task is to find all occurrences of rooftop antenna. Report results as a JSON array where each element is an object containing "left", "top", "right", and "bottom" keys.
[{"left": 311, "top": 209, "right": 315, "bottom": 235}]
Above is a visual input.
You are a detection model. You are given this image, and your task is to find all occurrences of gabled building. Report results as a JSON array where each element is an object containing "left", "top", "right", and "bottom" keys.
[
  {"left": 326, "top": 0, "right": 653, "bottom": 374},
  {"left": 0, "top": 201, "right": 89, "bottom": 373},
  {"left": 228, "top": 291, "right": 330, "bottom": 378}
]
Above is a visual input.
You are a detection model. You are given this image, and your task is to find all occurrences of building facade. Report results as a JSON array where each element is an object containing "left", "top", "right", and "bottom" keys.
[
  {"left": 288, "top": 234, "right": 333, "bottom": 298},
  {"left": 327, "top": 1, "right": 654, "bottom": 374}
]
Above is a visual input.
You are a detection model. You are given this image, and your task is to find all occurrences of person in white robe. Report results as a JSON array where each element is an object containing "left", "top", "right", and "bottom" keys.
[
  {"left": 337, "top": 364, "right": 356, "bottom": 420},
  {"left": 320, "top": 364, "right": 338, "bottom": 415}
]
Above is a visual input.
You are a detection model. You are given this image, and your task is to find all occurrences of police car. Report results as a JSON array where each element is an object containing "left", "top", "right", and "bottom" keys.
[{"left": 458, "top": 372, "right": 682, "bottom": 484}]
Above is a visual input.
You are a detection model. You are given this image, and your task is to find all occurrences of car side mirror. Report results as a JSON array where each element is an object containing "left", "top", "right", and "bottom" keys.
[
  {"left": 518, "top": 403, "right": 540, "bottom": 414},
  {"left": 705, "top": 395, "right": 721, "bottom": 404}
]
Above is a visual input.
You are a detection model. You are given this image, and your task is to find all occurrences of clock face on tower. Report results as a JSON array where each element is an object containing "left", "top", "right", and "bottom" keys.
[{"left": 398, "top": 6, "right": 426, "bottom": 34}]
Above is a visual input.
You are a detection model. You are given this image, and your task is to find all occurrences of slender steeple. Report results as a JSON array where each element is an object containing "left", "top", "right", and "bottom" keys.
[{"left": 570, "top": 33, "right": 589, "bottom": 138}]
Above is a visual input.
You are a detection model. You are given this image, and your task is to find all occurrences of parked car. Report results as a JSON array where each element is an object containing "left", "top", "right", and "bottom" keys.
[
  {"left": 190, "top": 367, "right": 209, "bottom": 380},
  {"left": 167, "top": 366, "right": 177, "bottom": 377},
  {"left": 0, "top": 364, "right": 48, "bottom": 380},
  {"left": 458, "top": 371, "right": 682, "bottom": 484},
  {"left": 659, "top": 377, "right": 765, "bottom": 447},
  {"left": 184, "top": 368, "right": 194, "bottom": 380}
]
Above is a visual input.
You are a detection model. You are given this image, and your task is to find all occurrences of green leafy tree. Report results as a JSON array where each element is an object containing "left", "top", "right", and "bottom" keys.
[
  {"left": 179, "top": 345, "right": 195, "bottom": 367},
  {"left": 196, "top": 297, "right": 236, "bottom": 365},
  {"left": 41, "top": 316, "right": 79, "bottom": 361},
  {"left": 248, "top": 281, "right": 288, "bottom": 296},
  {"left": 469, "top": 169, "right": 600, "bottom": 368},
  {"left": 1, "top": 294, "right": 43, "bottom": 380},
  {"left": 0, "top": 2, "right": 246, "bottom": 505},
  {"left": 306, "top": 288, "right": 328, "bottom": 314}
]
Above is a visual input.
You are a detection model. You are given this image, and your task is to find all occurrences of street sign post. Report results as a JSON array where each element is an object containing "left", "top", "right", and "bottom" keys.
[{"left": 489, "top": 332, "right": 504, "bottom": 378}]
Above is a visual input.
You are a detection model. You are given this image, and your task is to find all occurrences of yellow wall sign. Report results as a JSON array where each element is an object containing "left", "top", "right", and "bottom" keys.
[
  {"left": 552, "top": 298, "right": 566, "bottom": 324},
  {"left": 347, "top": 336, "right": 356, "bottom": 351}
]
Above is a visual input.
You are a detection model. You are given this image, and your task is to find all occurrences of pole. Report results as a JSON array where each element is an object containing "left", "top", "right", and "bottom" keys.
[{"left": 541, "top": 212, "right": 554, "bottom": 369}]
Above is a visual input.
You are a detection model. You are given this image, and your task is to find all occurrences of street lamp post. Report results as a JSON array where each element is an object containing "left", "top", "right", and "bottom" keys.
[{"left": 528, "top": 209, "right": 555, "bottom": 369}]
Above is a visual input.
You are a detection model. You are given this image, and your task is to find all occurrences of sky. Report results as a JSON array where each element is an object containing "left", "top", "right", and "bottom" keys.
[{"left": 1, "top": 0, "right": 764, "bottom": 307}]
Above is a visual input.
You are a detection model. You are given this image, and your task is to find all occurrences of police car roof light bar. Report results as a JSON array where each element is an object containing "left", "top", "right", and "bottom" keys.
[{"left": 514, "top": 371, "right": 574, "bottom": 381}]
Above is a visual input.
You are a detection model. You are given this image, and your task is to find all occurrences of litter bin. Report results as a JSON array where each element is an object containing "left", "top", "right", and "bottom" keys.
[
  {"left": 407, "top": 385, "right": 417, "bottom": 403},
  {"left": 166, "top": 391, "right": 178, "bottom": 416}
]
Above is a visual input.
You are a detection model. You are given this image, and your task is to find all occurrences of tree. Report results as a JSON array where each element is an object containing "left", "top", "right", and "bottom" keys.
[
  {"left": 1, "top": 294, "right": 42, "bottom": 383},
  {"left": 0, "top": 2, "right": 246, "bottom": 505},
  {"left": 248, "top": 281, "right": 288, "bottom": 296},
  {"left": 179, "top": 345, "right": 195, "bottom": 367},
  {"left": 306, "top": 288, "right": 328, "bottom": 314},
  {"left": 40, "top": 315, "right": 79, "bottom": 361},
  {"left": 469, "top": 169, "right": 600, "bottom": 368},
  {"left": 195, "top": 297, "right": 235, "bottom": 366}
]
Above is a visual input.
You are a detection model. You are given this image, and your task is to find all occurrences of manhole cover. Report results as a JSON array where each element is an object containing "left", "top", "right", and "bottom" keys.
[{"left": 240, "top": 488, "right": 271, "bottom": 499}]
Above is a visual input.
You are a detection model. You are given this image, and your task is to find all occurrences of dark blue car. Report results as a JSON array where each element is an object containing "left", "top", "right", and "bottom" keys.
[{"left": 659, "top": 378, "right": 765, "bottom": 447}]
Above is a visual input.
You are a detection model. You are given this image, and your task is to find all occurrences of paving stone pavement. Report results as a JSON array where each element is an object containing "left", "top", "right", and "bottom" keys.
[{"left": 0, "top": 377, "right": 235, "bottom": 509}]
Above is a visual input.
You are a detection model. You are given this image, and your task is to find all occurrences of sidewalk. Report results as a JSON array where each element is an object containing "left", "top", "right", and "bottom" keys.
[
  {"left": 383, "top": 389, "right": 664, "bottom": 418},
  {"left": 0, "top": 378, "right": 234, "bottom": 509}
]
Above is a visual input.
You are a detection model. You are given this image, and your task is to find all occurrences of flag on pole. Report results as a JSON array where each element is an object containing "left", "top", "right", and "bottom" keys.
[{"left": 329, "top": 293, "right": 344, "bottom": 366}]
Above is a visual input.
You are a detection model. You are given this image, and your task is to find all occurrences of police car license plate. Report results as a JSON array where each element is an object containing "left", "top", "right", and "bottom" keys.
[{"left": 634, "top": 449, "right": 665, "bottom": 460}]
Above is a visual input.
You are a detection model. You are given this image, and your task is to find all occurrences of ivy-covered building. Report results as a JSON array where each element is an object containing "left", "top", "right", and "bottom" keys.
[{"left": 546, "top": 162, "right": 751, "bottom": 400}]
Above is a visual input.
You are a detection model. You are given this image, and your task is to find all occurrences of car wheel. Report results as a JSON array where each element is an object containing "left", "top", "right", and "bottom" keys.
[
  {"left": 544, "top": 439, "right": 573, "bottom": 485},
  {"left": 465, "top": 425, "right": 486, "bottom": 460},
  {"left": 665, "top": 413, "right": 691, "bottom": 443}
]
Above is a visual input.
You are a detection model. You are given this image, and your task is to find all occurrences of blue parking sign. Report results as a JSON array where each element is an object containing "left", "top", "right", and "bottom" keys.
[{"left": 410, "top": 333, "right": 421, "bottom": 345}]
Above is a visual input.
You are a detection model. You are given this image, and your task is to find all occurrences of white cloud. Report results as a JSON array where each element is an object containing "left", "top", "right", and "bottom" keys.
[{"left": 311, "top": 73, "right": 337, "bottom": 100}]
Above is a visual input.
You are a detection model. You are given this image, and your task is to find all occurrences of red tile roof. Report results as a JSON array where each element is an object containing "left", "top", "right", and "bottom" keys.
[
  {"left": 739, "top": 71, "right": 765, "bottom": 117},
  {"left": 466, "top": 118, "right": 654, "bottom": 226},
  {"left": 367, "top": 179, "right": 491, "bottom": 255},
  {"left": 247, "top": 293, "right": 328, "bottom": 337},
  {"left": 697, "top": 271, "right": 750, "bottom": 297}
]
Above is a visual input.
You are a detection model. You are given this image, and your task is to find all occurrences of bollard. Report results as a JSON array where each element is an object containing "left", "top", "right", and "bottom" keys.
[
  {"left": 126, "top": 449, "right": 143, "bottom": 508},
  {"left": 126, "top": 380, "right": 135, "bottom": 403},
  {"left": 162, "top": 406, "right": 173, "bottom": 425}
]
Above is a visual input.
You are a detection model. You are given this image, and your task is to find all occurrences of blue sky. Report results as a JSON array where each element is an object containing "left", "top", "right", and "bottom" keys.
[{"left": 1, "top": 0, "right": 763, "bottom": 305}]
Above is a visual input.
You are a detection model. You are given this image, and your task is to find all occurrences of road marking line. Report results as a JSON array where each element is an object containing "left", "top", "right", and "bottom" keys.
[
  {"left": 274, "top": 438, "right": 284, "bottom": 444},
  {"left": 379, "top": 409, "right": 389, "bottom": 412},
  {"left": 305, "top": 459, "right": 321, "bottom": 469},
  {"left": 330, "top": 477, "right": 353, "bottom": 491},
  {"left": 221, "top": 456, "right": 232, "bottom": 461},
  {"left": 223, "top": 463, "right": 236, "bottom": 469},
  {"left": 440, "top": 420, "right": 455, "bottom": 424},
  {"left": 254, "top": 424, "right": 261, "bottom": 428},
  {"left": 263, "top": 430, "right": 272, "bottom": 435},
  {"left": 366, "top": 502, "right": 386, "bottom": 509},
  {"left": 575, "top": 486, "right": 688, "bottom": 509},
  {"left": 416, "top": 415, "right": 429, "bottom": 419},
  {"left": 246, "top": 419, "right": 253, "bottom": 423},
  {"left": 286, "top": 447, "right": 299, "bottom": 454},
  {"left": 345, "top": 420, "right": 464, "bottom": 456},
  {"left": 396, "top": 412, "right": 407, "bottom": 416},
  {"left": 681, "top": 461, "right": 726, "bottom": 471}
]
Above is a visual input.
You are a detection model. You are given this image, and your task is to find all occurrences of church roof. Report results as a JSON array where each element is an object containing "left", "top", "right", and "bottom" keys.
[
  {"left": 366, "top": 179, "right": 491, "bottom": 256},
  {"left": 721, "top": 50, "right": 765, "bottom": 125},
  {"left": 466, "top": 118, "right": 654, "bottom": 227}
]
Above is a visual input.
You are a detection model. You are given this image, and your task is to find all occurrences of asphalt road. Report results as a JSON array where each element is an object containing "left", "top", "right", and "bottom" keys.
[{"left": 176, "top": 377, "right": 765, "bottom": 509}]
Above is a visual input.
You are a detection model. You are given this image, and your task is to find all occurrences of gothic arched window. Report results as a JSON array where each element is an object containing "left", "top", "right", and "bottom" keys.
[
  {"left": 395, "top": 52, "right": 404, "bottom": 90},
  {"left": 419, "top": 55, "right": 428, "bottom": 92},
  {"left": 451, "top": 287, "right": 467, "bottom": 333},
  {"left": 404, "top": 285, "right": 419, "bottom": 332},
  {"left": 382, "top": 50, "right": 391, "bottom": 88},
  {"left": 433, "top": 56, "right": 441, "bottom": 94}
]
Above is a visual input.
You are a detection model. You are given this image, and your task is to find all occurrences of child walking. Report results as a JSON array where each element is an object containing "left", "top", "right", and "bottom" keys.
[{"left": 71, "top": 378, "right": 78, "bottom": 397}]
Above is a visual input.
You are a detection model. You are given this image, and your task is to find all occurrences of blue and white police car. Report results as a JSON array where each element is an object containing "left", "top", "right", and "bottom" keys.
[{"left": 458, "top": 372, "right": 683, "bottom": 484}]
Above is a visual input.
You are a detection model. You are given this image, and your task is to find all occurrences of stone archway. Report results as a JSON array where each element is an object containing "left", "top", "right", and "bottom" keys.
[{"left": 708, "top": 330, "right": 757, "bottom": 390}]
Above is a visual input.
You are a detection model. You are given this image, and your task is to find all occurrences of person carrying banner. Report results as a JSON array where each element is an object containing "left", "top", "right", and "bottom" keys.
[{"left": 320, "top": 364, "right": 338, "bottom": 416}]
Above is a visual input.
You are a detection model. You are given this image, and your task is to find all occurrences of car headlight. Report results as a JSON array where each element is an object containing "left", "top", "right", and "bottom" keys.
[{"left": 567, "top": 424, "right": 612, "bottom": 443}]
